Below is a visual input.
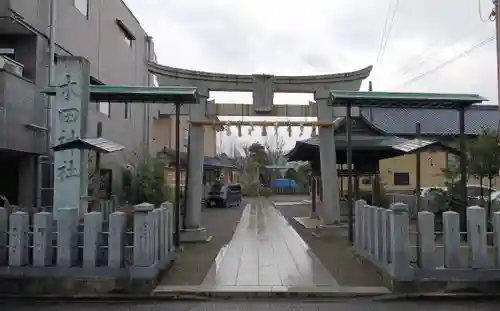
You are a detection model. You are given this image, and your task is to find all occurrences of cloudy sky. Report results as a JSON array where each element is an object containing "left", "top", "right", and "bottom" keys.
[{"left": 124, "top": 0, "right": 498, "bottom": 153}]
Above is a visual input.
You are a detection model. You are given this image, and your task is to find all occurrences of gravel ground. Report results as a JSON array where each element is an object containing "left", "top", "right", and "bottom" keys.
[
  {"left": 2, "top": 300, "right": 499, "bottom": 311},
  {"left": 158, "top": 201, "right": 246, "bottom": 286},
  {"left": 273, "top": 197, "right": 385, "bottom": 287}
]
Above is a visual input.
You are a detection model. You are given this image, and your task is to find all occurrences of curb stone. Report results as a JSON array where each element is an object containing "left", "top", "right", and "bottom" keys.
[
  {"left": 372, "top": 293, "right": 500, "bottom": 301},
  {"left": 1, "top": 292, "right": 500, "bottom": 302}
]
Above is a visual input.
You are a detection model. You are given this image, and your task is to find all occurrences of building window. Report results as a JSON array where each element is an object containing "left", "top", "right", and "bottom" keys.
[
  {"left": 152, "top": 74, "right": 159, "bottom": 87},
  {"left": 124, "top": 102, "right": 129, "bottom": 119},
  {"left": 447, "top": 152, "right": 459, "bottom": 169},
  {"left": 393, "top": 172, "right": 410, "bottom": 186},
  {"left": 98, "top": 102, "right": 111, "bottom": 117},
  {"left": 74, "top": 0, "right": 89, "bottom": 17}
]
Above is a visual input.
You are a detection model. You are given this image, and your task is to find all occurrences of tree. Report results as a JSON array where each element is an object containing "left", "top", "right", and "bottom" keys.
[
  {"left": 264, "top": 135, "right": 287, "bottom": 182},
  {"left": 248, "top": 142, "right": 267, "bottom": 165},
  {"left": 285, "top": 168, "right": 298, "bottom": 180},
  {"left": 238, "top": 143, "right": 262, "bottom": 196},
  {"left": 289, "top": 163, "right": 311, "bottom": 193},
  {"left": 264, "top": 135, "right": 286, "bottom": 166},
  {"left": 467, "top": 129, "right": 500, "bottom": 215},
  {"left": 122, "top": 156, "right": 167, "bottom": 207}
]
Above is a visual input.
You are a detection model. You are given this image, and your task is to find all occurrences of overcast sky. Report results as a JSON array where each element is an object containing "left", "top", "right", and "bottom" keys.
[{"left": 124, "top": 0, "right": 499, "bottom": 153}]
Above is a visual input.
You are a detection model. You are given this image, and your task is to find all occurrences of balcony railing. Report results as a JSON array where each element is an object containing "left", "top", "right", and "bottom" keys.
[{"left": 0, "top": 55, "right": 24, "bottom": 76}]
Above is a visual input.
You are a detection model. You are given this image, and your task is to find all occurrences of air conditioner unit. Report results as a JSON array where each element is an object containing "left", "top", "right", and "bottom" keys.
[{"left": 0, "top": 56, "right": 24, "bottom": 76}]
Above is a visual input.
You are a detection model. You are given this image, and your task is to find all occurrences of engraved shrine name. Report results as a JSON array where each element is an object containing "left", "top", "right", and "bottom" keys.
[{"left": 55, "top": 76, "right": 82, "bottom": 182}]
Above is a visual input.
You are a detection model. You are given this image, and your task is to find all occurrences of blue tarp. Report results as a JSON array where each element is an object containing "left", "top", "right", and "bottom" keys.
[{"left": 271, "top": 179, "right": 297, "bottom": 189}]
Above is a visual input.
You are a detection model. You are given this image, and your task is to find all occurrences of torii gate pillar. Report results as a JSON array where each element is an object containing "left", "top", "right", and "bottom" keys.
[
  {"left": 316, "top": 90, "right": 341, "bottom": 224},
  {"left": 182, "top": 87, "right": 210, "bottom": 242}
]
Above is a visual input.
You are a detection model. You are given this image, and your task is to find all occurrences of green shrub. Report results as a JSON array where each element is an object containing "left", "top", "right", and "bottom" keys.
[
  {"left": 122, "top": 157, "right": 167, "bottom": 207},
  {"left": 357, "top": 182, "right": 389, "bottom": 208},
  {"left": 259, "top": 187, "right": 272, "bottom": 197},
  {"left": 242, "top": 184, "right": 259, "bottom": 197}
]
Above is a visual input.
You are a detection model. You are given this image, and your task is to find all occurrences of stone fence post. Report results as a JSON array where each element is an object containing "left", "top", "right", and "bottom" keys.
[
  {"left": 152, "top": 208, "right": 160, "bottom": 265},
  {"left": 493, "top": 211, "right": 500, "bottom": 267},
  {"left": 381, "top": 208, "right": 391, "bottom": 264},
  {"left": 133, "top": 203, "right": 154, "bottom": 267},
  {"left": 374, "top": 207, "right": 385, "bottom": 262},
  {"left": 417, "top": 211, "right": 435, "bottom": 269},
  {"left": 8, "top": 212, "right": 29, "bottom": 267},
  {"left": 367, "top": 206, "right": 375, "bottom": 255},
  {"left": 467, "top": 206, "right": 488, "bottom": 268},
  {"left": 389, "top": 202, "right": 411, "bottom": 280},
  {"left": 108, "top": 211, "right": 126, "bottom": 268},
  {"left": 354, "top": 200, "right": 365, "bottom": 250},
  {"left": 83, "top": 211, "right": 102, "bottom": 269},
  {"left": 443, "top": 210, "right": 461, "bottom": 268},
  {"left": 0, "top": 207, "right": 7, "bottom": 265},
  {"left": 161, "top": 202, "right": 174, "bottom": 254},
  {"left": 33, "top": 212, "right": 53, "bottom": 267},
  {"left": 158, "top": 206, "right": 166, "bottom": 266},
  {"left": 57, "top": 207, "right": 79, "bottom": 267}
]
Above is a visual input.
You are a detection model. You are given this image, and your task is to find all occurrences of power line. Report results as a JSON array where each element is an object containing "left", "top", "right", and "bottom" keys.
[
  {"left": 392, "top": 35, "right": 495, "bottom": 89},
  {"left": 378, "top": 0, "right": 400, "bottom": 64},
  {"left": 375, "top": 3, "right": 491, "bottom": 83},
  {"left": 394, "top": 21, "right": 485, "bottom": 77},
  {"left": 375, "top": 1, "right": 394, "bottom": 65}
]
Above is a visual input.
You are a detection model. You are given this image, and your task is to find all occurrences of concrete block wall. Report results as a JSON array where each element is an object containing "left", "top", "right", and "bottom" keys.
[
  {"left": 354, "top": 200, "right": 500, "bottom": 283},
  {"left": 0, "top": 201, "right": 175, "bottom": 286}
]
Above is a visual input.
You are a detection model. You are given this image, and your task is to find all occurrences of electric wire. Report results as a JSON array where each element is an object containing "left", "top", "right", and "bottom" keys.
[
  {"left": 378, "top": 0, "right": 400, "bottom": 64},
  {"left": 394, "top": 21, "right": 485, "bottom": 78},
  {"left": 375, "top": 0, "right": 394, "bottom": 65},
  {"left": 375, "top": 2, "right": 493, "bottom": 86},
  {"left": 392, "top": 35, "right": 495, "bottom": 89}
]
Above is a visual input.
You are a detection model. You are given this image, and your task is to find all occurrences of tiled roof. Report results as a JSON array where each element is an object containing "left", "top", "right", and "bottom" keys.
[
  {"left": 51, "top": 137, "right": 124, "bottom": 153},
  {"left": 157, "top": 147, "right": 237, "bottom": 169},
  {"left": 204, "top": 156, "right": 238, "bottom": 169},
  {"left": 361, "top": 105, "right": 499, "bottom": 135},
  {"left": 301, "top": 135, "right": 408, "bottom": 149}
]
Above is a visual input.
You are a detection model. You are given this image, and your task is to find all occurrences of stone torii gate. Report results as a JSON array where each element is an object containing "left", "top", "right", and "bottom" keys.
[{"left": 148, "top": 63, "right": 373, "bottom": 241}]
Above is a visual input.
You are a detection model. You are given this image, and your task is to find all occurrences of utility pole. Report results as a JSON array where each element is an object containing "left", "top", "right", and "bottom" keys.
[
  {"left": 174, "top": 102, "right": 181, "bottom": 248},
  {"left": 494, "top": 1, "right": 500, "bottom": 119}
]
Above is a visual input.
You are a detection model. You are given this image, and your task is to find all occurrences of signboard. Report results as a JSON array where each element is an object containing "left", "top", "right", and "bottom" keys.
[{"left": 52, "top": 58, "right": 89, "bottom": 218}]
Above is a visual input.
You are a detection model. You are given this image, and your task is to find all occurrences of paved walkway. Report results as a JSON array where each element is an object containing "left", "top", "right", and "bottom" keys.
[
  {"left": 154, "top": 197, "right": 390, "bottom": 296},
  {"left": 200, "top": 199, "right": 339, "bottom": 288}
]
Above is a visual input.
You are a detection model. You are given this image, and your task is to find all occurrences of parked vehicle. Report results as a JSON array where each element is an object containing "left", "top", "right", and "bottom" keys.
[
  {"left": 271, "top": 178, "right": 297, "bottom": 189},
  {"left": 465, "top": 184, "right": 500, "bottom": 201},
  {"left": 418, "top": 187, "right": 447, "bottom": 197},
  {"left": 417, "top": 185, "right": 500, "bottom": 201},
  {"left": 206, "top": 183, "right": 242, "bottom": 208}
]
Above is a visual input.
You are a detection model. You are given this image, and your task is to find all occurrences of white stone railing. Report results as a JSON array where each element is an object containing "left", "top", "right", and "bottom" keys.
[
  {"left": 386, "top": 193, "right": 500, "bottom": 220},
  {"left": 0, "top": 201, "right": 175, "bottom": 279},
  {"left": 354, "top": 200, "right": 500, "bottom": 282}
]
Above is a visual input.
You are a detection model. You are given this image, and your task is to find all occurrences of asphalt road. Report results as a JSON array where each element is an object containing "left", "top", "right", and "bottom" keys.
[{"left": 2, "top": 300, "right": 499, "bottom": 311}]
